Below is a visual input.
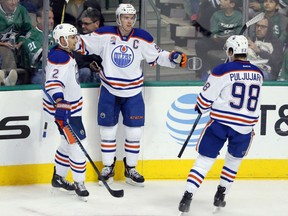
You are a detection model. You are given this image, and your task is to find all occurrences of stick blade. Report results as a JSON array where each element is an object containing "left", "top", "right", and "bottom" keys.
[
  {"left": 246, "top": 12, "right": 265, "bottom": 27},
  {"left": 109, "top": 188, "right": 124, "bottom": 198}
]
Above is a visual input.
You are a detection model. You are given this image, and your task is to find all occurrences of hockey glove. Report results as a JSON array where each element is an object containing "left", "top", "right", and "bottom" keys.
[
  {"left": 169, "top": 51, "right": 187, "bottom": 68},
  {"left": 194, "top": 105, "right": 202, "bottom": 114},
  {"left": 55, "top": 100, "right": 71, "bottom": 129},
  {"left": 89, "top": 61, "right": 101, "bottom": 72}
]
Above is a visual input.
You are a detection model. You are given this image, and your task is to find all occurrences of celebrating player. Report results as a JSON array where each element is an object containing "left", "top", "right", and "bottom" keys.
[
  {"left": 178, "top": 35, "right": 263, "bottom": 214},
  {"left": 77, "top": 3, "right": 187, "bottom": 187},
  {"left": 43, "top": 23, "right": 89, "bottom": 201}
]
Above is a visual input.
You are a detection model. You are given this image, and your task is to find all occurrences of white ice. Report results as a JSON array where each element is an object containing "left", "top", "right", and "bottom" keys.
[{"left": 0, "top": 180, "right": 287, "bottom": 216}]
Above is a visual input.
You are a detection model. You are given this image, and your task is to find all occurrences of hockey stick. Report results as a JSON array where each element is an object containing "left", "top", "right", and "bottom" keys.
[
  {"left": 61, "top": 0, "right": 69, "bottom": 24},
  {"left": 177, "top": 113, "right": 202, "bottom": 158},
  {"left": 224, "top": 12, "right": 265, "bottom": 63},
  {"left": 239, "top": 12, "right": 265, "bottom": 35},
  {"left": 41, "top": 85, "right": 124, "bottom": 198}
]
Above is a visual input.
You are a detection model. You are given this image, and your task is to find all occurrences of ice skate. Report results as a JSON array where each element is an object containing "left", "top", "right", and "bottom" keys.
[
  {"left": 74, "top": 181, "right": 89, "bottom": 202},
  {"left": 213, "top": 185, "right": 226, "bottom": 214},
  {"left": 123, "top": 157, "right": 145, "bottom": 187},
  {"left": 4, "top": 69, "right": 18, "bottom": 86},
  {"left": 51, "top": 167, "right": 75, "bottom": 195},
  {"left": 98, "top": 157, "right": 116, "bottom": 186},
  {"left": 178, "top": 191, "right": 193, "bottom": 215}
]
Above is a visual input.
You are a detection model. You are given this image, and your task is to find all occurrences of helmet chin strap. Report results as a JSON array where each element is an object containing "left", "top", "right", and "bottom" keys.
[{"left": 59, "top": 37, "right": 72, "bottom": 52}]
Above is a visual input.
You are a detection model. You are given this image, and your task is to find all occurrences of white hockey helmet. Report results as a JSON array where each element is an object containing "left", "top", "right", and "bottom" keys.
[
  {"left": 53, "top": 23, "right": 78, "bottom": 47},
  {"left": 115, "top": 3, "right": 137, "bottom": 26},
  {"left": 224, "top": 35, "right": 248, "bottom": 57}
]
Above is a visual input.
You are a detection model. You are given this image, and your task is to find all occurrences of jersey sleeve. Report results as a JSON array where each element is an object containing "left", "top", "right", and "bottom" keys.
[
  {"left": 141, "top": 41, "right": 176, "bottom": 68},
  {"left": 196, "top": 67, "right": 225, "bottom": 113},
  {"left": 77, "top": 33, "right": 102, "bottom": 56},
  {"left": 45, "top": 50, "right": 71, "bottom": 101}
]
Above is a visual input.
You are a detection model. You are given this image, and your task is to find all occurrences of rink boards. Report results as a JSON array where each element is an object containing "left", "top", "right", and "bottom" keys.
[{"left": 0, "top": 84, "right": 287, "bottom": 185}]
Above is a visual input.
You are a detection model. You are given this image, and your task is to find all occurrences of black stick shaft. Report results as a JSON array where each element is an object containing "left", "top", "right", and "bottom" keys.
[{"left": 177, "top": 113, "right": 202, "bottom": 158}]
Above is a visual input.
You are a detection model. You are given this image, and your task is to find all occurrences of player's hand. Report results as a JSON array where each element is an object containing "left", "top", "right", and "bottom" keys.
[
  {"left": 194, "top": 105, "right": 202, "bottom": 114},
  {"left": 55, "top": 100, "right": 71, "bottom": 129},
  {"left": 89, "top": 61, "right": 101, "bottom": 72},
  {"left": 169, "top": 51, "right": 187, "bottom": 68}
]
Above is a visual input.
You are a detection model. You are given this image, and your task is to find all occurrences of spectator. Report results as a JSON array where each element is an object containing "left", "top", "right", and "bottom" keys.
[
  {"left": 65, "top": 0, "right": 85, "bottom": 26},
  {"left": 73, "top": 7, "right": 103, "bottom": 83},
  {"left": 247, "top": 17, "right": 283, "bottom": 80},
  {"left": 20, "top": 0, "right": 41, "bottom": 13},
  {"left": 278, "top": 48, "right": 288, "bottom": 80},
  {"left": 195, "top": 0, "right": 242, "bottom": 80},
  {"left": 21, "top": 7, "right": 55, "bottom": 84},
  {"left": 192, "top": 0, "right": 221, "bottom": 37},
  {"left": 0, "top": 0, "right": 32, "bottom": 85},
  {"left": 50, "top": 0, "right": 66, "bottom": 25},
  {"left": 263, "top": 0, "right": 288, "bottom": 42},
  {"left": 82, "top": 0, "right": 104, "bottom": 27}
]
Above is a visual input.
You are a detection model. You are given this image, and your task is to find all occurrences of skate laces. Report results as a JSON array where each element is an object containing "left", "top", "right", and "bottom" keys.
[
  {"left": 102, "top": 166, "right": 113, "bottom": 176},
  {"left": 76, "top": 182, "right": 87, "bottom": 191},
  {"left": 128, "top": 168, "right": 142, "bottom": 178},
  {"left": 57, "top": 175, "right": 73, "bottom": 187}
]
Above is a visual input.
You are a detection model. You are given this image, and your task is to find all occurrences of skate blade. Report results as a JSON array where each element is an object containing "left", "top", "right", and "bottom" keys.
[
  {"left": 77, "top": 195, "right": 88, "bottom": 202},
  {"left": 178, "top": 212, "right": 185, "bottom": 216},
  {"left": 125, "top": 178, "right": 144, "bottom": 187},
  {"left": 212, "top": 207, "right": 221, "bottom": 214},
  {"left": 50, "top": 187, "right": 75, "bottom": 195},
  {"left": 98, "top": 177, "right": 113, "bottom": 186}
]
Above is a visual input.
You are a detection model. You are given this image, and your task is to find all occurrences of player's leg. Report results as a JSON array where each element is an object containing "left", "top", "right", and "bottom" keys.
[
  {"left": 214, "top": 129, "right": 253, "bottom": 207},
  {"left": 68, "top": 117, "right": 89, "bottom": 200},
  {"left": 99, "top": 125, "right": 118, "bottom": 185},
  {"left": 179, "top": 120, "right": 226, "bottom": 213},
  {"left": 123, "top": 126, "right": 144, "bottom": 186},
  {"left": 122, "top": 92, "right": 145, "bottom": 186},
  {"left": 52, "top": 136, "right": 75, "bottom": 192},
  {"left": 97, "top": 86, "right": 121, "bottom": 185}
]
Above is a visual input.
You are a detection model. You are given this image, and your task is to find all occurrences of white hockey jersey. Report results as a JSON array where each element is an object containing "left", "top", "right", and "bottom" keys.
[
  {"left": 77, "top": 26, "right": 176, "bottom": 97},
  {"left": 197, "top": 60, "right": 264, "bottom": 134},
  {"left": 43, "top": 46, "right": 83, "bottom": 117}
]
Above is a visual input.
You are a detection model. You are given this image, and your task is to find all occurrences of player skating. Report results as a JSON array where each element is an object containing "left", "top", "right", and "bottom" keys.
[
  {"left": 44, "top": 23, "right": 89, "bottom": 201},
  {"left": 77, "top": 3, "right": 187, "bottom": 187},
  {"left": 178, "top": 35, "right": 263, "bottom": 214}
]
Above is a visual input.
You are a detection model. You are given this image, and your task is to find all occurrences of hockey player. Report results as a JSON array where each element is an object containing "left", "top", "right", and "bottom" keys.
[
  {"left": 178, "top": 35, "right": 263, "bottom": 214},
  {"left": 77, "top": 3, "right": 187, "bottom": 186},
  {"left": 44, "top": 23, "right": 89, "bottom": 201}
]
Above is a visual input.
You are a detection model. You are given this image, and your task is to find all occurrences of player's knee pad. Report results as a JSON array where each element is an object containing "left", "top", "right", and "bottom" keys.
[
  {"left": 69, "top": 139, "right": 87, "bottom": 161},
  {"left": 224, "top": 152, "right": 242, "bottom": 170},
  {"left": 194, "top": 154, "right": 216, "bottom": 172},
  {"left": 58, "top": 136, "right": 70, "bottom": 154},
  {"left": 124, "top": 126, "right": 142, "bottom": 141},
  {"left": 100, "top": 124, "right": 118, "bottom": 140}
]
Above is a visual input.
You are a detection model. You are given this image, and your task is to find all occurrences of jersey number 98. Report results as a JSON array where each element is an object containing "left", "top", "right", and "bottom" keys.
[{"left": 230, "top": 83, "right": 260, "bottom": 112}]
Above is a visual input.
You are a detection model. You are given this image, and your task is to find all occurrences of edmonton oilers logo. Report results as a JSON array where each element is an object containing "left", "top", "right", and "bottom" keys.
[
  {"left": 166, "top": 94, "right": 209, "bottom": 147},
  {"left": 111, "top": 45, "right": 134, "bottom": 68}
]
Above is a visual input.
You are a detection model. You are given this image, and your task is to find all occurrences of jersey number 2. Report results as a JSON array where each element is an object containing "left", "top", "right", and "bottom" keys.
[{"left": 230, "top": 83, "right": 260, "bottom": 112}]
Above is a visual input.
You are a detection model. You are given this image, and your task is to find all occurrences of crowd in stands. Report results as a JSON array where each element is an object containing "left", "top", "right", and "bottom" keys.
[
  {"left": 185, "top": 0, "right": 288, "bottom": 81},
  {"left": 0, "top": 0, "right": 103, "bottom": 86},
  {"left": 1, "top": 0, "right": 288, "bottom": 86}
]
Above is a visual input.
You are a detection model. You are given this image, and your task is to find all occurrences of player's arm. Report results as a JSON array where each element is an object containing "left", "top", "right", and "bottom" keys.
[
  {"left": 76, "top": 33, "right": 102, "bottom": 56},
  {"left": 195, "top": 72, "right": 223, "bottom": 114},
  {"left": 143, "top": 42, "right": 187, "bottom": 68}
]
